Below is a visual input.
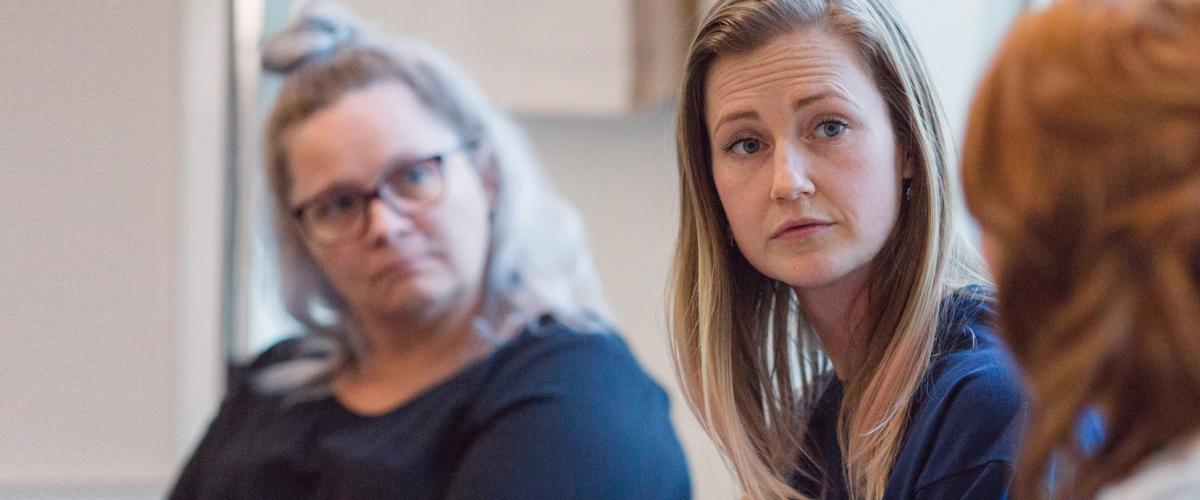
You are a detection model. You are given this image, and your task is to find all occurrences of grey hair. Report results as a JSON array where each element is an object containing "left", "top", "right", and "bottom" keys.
[{"left": 253, "top": 0, "right": 611, "bottom": 395}]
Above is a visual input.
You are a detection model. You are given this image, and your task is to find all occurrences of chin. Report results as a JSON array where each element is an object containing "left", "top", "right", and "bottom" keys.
[
  {"left": 779, "top": 271, "right": 846, "bottom": 291},
  {"left": 763, "top": 254, "right": 858, "bottom": 292},
  {"left": 367, "top": 277, "right": 450, "bottom": 315}
]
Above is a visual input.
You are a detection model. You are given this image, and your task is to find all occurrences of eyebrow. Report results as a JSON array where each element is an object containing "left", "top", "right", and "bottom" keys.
[
  {"left": 290, "top": 149, "right": 443, "bottom": 209},
  {"left": 713, "top": 109, "right": 759, "bottom": 130},
  {"left": 711, "top": 90, "right": 850, "bottom": 135},
  {"left": 291, "top": 182, "right": 369, "bottom": 211},
  {"left": 792, "top": 90, "right": 847, "bottom": 112}
]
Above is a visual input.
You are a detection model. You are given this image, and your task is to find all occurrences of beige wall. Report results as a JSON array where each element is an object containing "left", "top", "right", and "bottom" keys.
[
  {"left": 0, "top": 1, "right": 227, "bottom": 498},
  {"left": 0, "top": 0, "right": 181, "bottom": 492}
]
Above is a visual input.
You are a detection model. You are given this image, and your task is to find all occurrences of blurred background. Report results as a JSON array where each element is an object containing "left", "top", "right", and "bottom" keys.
[{"left": 0, "top": 0, "right": 1045, "bottom": 498}]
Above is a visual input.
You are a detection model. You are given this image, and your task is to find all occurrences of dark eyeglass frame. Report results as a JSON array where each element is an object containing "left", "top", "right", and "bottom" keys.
[{"left": 289, "top": 141, "right": 478, "bottom": 245}]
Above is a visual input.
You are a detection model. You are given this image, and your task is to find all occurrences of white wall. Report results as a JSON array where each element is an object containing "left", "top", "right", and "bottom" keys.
[
  {"left": 892, "top": 0, "right": 1022, "bottom": 142},
  {"left": 0, "top": 0, "right": 180, "bottom": 493},
  {"left": 340, "top": 0, "right": 635, "bottom": 115},
  {"left": 0, "top": 1, "right": 226, "bottom": 498}
]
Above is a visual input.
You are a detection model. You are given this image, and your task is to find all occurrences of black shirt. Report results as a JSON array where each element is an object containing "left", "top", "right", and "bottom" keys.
[
  {"left": 795, "top": 289, "right": 1026, "bottom": 499},
  {"left": 170, "top": 320, "right": 691, "bottom": 499}
]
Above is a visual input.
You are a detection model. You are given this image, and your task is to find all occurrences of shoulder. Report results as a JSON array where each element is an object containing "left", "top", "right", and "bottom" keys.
[
  {"left": 924, "top": 287, "right": 1025, "bottom": 440},
  {"left": 451, "top": 318, "right": 690, "bottom": 497},
  {"left": 171, "top": 337, "right": 322, "bottom": 492},
  {"left": 245, "top": 335, "right": 338, "bottom": 370},
  {"left": 466, "top": 316, "right": 677, "bottom": 442},
  {"left": 208, "top": 335, "right": 340, "bottom": 411},
  {"left": 920, "top": 344, "right": 1026, "bottom": 454},
  {"left": 907, "top": 287, "right": 1028, "bottom": 492},
  {"left": 247, "top": 336, "right": 307, "bottom": 366},
  {"left": 926, "top": 332, "right": 1024, "bottom": 423},
  {"left": 475, "top": 318, "right": 668, "bottom": 408},
  {"left": 929, "top": 285, "right": 1023, "bottom": 413},
  {"left": 505, "top": 318, "right": 645, "bottom": 367}
]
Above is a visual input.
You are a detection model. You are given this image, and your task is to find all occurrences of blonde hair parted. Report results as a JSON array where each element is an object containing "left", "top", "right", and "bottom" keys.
[
  {"left": 668, "top": 0, "right": 985, "bottom": 498},
  {"left": 962, "top": 0, "right": 1200, "bottom": 498}
]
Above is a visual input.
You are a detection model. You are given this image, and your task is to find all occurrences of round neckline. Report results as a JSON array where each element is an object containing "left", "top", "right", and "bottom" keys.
[{"left": 325, "top": 326, "right": 540, "bottom": 419}]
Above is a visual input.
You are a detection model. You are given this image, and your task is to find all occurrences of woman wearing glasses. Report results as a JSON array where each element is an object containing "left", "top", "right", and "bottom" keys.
[{"left": 169, "top": 3, "right": 689, "bottom": 499}]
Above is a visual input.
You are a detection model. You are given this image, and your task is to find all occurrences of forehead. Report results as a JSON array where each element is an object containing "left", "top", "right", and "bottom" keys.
[
  {"left": 288, "top": 81, "right": 453, "bottom": 162},
  {"left": 284, "top": 81, "right": 457, "bottom": 200},
  {"left": 704, "top": 29, "right": 878, "bottom": 121}
]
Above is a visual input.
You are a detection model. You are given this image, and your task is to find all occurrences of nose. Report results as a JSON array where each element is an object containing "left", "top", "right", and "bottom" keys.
[
  {"left": 363, "top": 196, "right": 415, "bottom": 246},
  {"left": 770, "top": 144, "right": 815, "bottom": 201}
]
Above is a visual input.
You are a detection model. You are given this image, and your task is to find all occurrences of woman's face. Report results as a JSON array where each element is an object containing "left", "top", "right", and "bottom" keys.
[
  {"left": 284, "top": 81, "right": 492, "bottom": 324},
  {"left": 705, "top": 29, "right": 911, "bottom": 293}
]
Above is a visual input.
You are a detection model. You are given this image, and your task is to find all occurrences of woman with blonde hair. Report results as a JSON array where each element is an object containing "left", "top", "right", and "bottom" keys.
[
  {"left": 668, "top": 0, "right": 1026, "bottom": 498},
  {"left": 962, "top": 0, "right": 1200, "bottom": 498},
  {"left": 170, "top": 2, "right": 690, "bottom": 498}
]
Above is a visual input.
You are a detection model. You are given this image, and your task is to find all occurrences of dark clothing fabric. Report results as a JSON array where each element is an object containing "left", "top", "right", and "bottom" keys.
[
  {"left": 170, "top": 319, "right": 691, "bottom": 500},
  {"left": 795, "top": 288, "right": 1027, "bottom": 499}
]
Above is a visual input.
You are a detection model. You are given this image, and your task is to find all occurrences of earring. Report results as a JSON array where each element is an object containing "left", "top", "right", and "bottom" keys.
[{"left": 904, "top": 181, "right": 914, "bottom": 202}]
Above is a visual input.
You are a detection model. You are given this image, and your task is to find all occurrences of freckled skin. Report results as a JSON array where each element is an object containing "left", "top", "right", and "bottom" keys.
[{"left": 706, "top": 29, "right": 911, "bottom": 295}]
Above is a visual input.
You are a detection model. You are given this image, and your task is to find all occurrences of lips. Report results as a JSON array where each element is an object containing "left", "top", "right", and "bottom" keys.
[
  {"left": 770, "top": 218, "right": 833, "bottom": 239},
  {"left": 369, "top": 255, "right": 428, "bottom": 283}
]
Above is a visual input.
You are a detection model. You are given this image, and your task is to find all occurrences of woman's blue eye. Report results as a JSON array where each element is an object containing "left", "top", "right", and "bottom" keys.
[
  {"left": 405, "top": 167, "right": 428, "bottom": 183},
  {"left": 728, "top": 138, "right": 763, "bottom": 155},
  {"left": 817, "top": 121, "right": 847, "bottom": 138},
  {"left": 399, "top": 163, "right": 437, "bottom": 186}
]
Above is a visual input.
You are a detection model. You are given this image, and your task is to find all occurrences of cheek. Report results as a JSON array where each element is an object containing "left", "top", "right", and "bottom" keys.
[
  {"left": 980, "top": 231, "right": 1004, "bottom": 279},
  {"left": 835, "top": 144, "right": 902, "bottom": 232},
  {"left": 427, "top": 173, "right": 492, "bottom": 272},
  {"left": 715, "top": 196, "right": 750, "bottom": 258},
  {"left": 307, "top": 242, "right": 368, "bottom": 294},
  {"left": 434, "top": 204, "right": 488, "bottom": 258},
  {"left": 713, "top": 168, "right": 767, "bottom": 243},
  {"left": 849, "top": 175, "right": 899, "bottom": 226}
]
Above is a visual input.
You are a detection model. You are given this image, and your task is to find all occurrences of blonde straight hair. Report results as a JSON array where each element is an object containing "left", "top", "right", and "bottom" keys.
[{"left": 668, "top": 0, "right": 986, "bottom": 498}]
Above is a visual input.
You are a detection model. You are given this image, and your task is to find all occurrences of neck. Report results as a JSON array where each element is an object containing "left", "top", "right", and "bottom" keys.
[
  {"left": 350, "top": 291, "right": 487, "bottom": 384},
  {"left": 795, "top": 266, "right": 873, "bottom": 381}
]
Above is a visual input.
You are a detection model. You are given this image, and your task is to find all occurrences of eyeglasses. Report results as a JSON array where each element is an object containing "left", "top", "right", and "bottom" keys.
[{"left": 289, "top": 142, "right": 477, "bottom": 245}]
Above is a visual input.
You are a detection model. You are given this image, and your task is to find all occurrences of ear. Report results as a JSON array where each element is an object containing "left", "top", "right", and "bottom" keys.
[{"left": 471, "top": 140, "right": 500, "bottom": 211}]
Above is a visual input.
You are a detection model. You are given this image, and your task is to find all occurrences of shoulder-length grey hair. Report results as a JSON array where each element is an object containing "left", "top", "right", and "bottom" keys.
[{"left": 254, "top": 1, "right": 610, "bottom": 394}]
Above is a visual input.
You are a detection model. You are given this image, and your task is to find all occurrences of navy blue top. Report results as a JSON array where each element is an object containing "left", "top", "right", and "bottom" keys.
[
  {"left": 170, "top": 318, "right": 691, "bottom": 499},
  {"left": 795, "top": 289, "right": 1027, "bottom": 499}
]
